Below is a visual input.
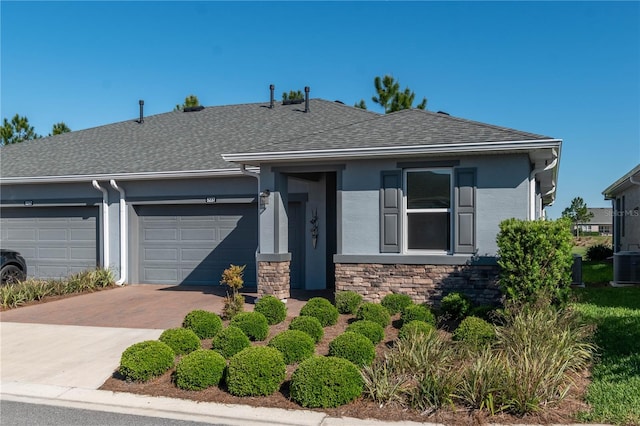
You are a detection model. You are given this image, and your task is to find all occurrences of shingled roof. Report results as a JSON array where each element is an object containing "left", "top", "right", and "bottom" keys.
[{"left": 0, "top": 99, "right": 553, "bottom": 181}]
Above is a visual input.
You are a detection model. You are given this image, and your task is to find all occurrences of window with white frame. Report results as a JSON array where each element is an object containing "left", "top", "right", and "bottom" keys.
[{"left": 404, "top": 169, "right": 452, "bottom": 252}]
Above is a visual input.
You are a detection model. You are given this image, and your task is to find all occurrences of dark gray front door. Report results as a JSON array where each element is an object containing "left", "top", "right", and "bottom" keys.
[
  {"left": 135, "top": 204, "right": 258, "bottom": 286},
  {"left": 0, "top": 206, "right": 99, "bottom": 279},
  {"left": 288, "top": 202, "right": 305, "bottom": 289}
]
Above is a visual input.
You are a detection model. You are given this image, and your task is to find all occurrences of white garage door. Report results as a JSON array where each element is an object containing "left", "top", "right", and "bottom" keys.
[
  {"left": 136, "top": 204, "right": 258, "bottom": 286},
  {"left": 0, "top": 206, "right": 99, "bottom": 279}
]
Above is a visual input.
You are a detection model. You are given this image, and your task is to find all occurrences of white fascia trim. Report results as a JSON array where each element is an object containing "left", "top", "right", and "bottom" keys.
[
  {"left": 0, "top": 167, "right": 259, "bottom": 185},
  {"left": 221, "top": 139, "right": 562, "bottom": 162}
]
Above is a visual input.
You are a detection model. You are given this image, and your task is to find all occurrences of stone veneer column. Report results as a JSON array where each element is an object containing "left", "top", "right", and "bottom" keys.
[{"left": 258, "top": 260, "right": 291, "bottom": 301}]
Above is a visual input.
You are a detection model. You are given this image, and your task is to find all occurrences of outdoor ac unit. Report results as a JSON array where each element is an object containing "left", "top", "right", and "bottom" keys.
[{"left": 613, "top": 251, "right": 640, "bottom": 285}]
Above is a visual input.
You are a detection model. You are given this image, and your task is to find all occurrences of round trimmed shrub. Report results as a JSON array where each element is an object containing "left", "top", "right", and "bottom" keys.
[
  {"left": 229, "top": 311, "right": 269, "bottom": 341},
  {"left": 174, "top": 349, "right": 226, "bottom": 390},
  {"left": 398, "top": 320, "right": 435, "bottom": 340},
  {"left": 381, "top": 293, "right": 413, "bottom": 315},
  {"left": 440, "top": 292, "right": 472, "bottom": 320},
  {"left": 290, "top": 356, "right": 364, "bottom": 408},
  {"left": 586, "top": 243, "right": 613, "bottom": 262},
  {"left": 334, "top": 291, "right": 363, "bottom": 315},
  {"left": 345, "top": 320, "right": 385, "bottom": 344},
  {"left": 356, "top": 302, "right": 391, "bottom": 328},
  {"left": 289, "top": 316, "right": 324, "bottom": 343},
  {"left": 453, "top": 316, "right": 496, "bottom": 347},
  {"left": 158, "top": 328, "right": 201, "bottom": 355},
  {"left": 267, "top": 330, "right": 315, "bottom": 364},
  {"left": 226, "top": 346, "right": 286, "bottom": 396},
  {"left": 328, "top": 331, "right": 375, "bottom": 366},
  {"left": 300, "top": 297, "right": 339, "bottom": 327},
  {"left": 211, "top": 326, "right": 251, "bottom": 359},
  {"left": 118, "top": 340, "right": 175, "bottom": 382},
  {"left": 401, "top": 304, "right": 436, "bottom": 326},
  {"left": 182, "top": 310, "right": 223, "bottom": 339},
  {"left": 254, "top": 295, "right": 287, "bottom": 325}
]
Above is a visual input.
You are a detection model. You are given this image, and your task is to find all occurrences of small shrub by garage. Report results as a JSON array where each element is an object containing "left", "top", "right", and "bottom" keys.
[
  {"left": 381, "top": 293, "right": 413, "bottom": 315},
  {"left": 267, "top": 330, "right": 315, "bottom": 364},
  {"left": 398, "top": 320, "right": 435, "bottom": 340},
  {"left": 328, "top": 331, "right": 375, "bottom": 366},
  {"left": 300, "top": 297, "right": 339, "bottom": 327},
  {"left": 401, "top": 304, "right": 436, "bottom": 326},
  {"left": 118, "top": 340, "right": 175, "bottom": 382},
  {"left": 440, "top": 292, "right": 472, "bottom": 320},
  {"left": 254, "top": 295, "right": 287, "bottom": 325},
  {"left": 453, "top": 316, "right": 496, "bottom": 347},
  {"left": 182, "top": 310, "right": 223, "bottom": 339},
  {"left": 158, "top": 328, "right": 201, "bottom": 356},
  {"left": 356, "top": 302, "right": 391, "bottom": 328},
  {"left": 290, "top": 356, "right": 364, "bottom": 408},
  {"left": 586, "top": 243, "right": 614, "bottom": 262},
  {"left": 334, "top": 290, "right": 363, "bottom": 315},
  {"left": 229, "top": 311, "right": 269, "bottom": 341},
  {"left": 174, "top": 349, "right": 226, "bottom": 390},
  {"left": 346, "top": 320, "right": 385, "bottom": 344},
  {"left": 226, "top": 346, "right": 286, "bottom": 397},
  {"left": 288, "top": 316, "right": 324, "bottom": 343},
  {"left": 211, "top": 326, "right": 251, "bottom": 359}
]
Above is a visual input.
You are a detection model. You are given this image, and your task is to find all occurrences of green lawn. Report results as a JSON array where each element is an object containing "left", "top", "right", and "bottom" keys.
[
  {"left": 582, "top": 261, "right": 613, "bottom": 284},
  {"left": 571, "top": 287, "right": 640, "bottom": 425}
]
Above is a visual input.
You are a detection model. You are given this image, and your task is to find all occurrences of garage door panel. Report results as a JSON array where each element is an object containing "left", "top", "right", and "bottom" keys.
[
  {"left": 142, "top": 248, "right": 179, "bottom": 261},
  {"left": 0, "top": 206, "right": 99, "bottom": 280},
  {"left": 137, "top": 204, "right": 257, "bottom": 286}
]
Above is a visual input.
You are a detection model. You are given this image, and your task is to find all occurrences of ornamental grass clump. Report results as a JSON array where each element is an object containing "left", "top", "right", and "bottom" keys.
[
  {"left": 288, "top": 315, "right": 324, "bottom": 343},
  {"left": 453, "top": 316, "right": 496, "bottom": 348},
  {"left": 345, "top": 319, "right": 385, "bottom": 344},
  {"left": 229, "top": 311, "right": 269, "bottom": 341},
  {"left": 211, "top": 326, "right": 251, "bottom": 359},
  {"left": 118, "top": 340, "right": 175, "bottom": 382},
  {"left": 226, "top": 346, "right": 286, "bottom": 397},
  {"left": 398, "top": 320, "right": 435, "bottom": 340},
  {"left": 267, "top": 330, "right": 315, "bottom": 364},
  {"left": 381, "top": 293, "right": 413, "bottom": 315},
  {"left": 334, "top": 290, "right": 363, "bottom": 315},
  {"left": 290, "top": 356, "right": 364, "bottom": 408},
  {"left": 328, "top": 331, "right": 375, "bottom": 366},
  {"left": 300, "top": 297, "right": 339, "bottom": 327},
  {"left": 174, "top": 349, "right": 226, "bottom": 391},
  {"left": 182, "top": 310, "right": 222, "bottom": 339},
  {"left": 356, "top": 302, "right": 391, "bottom": 328},
  {"left": 254, "top": 295, "right": 287, "bottom": 325},
  {"left": 158, "top": 327, "right": 201, "bottom": 355},
  {"left": 401, "top": 303, "right": 436, "bottom": 326}
]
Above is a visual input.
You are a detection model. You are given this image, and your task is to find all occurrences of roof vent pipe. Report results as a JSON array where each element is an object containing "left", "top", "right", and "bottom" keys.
[
  {"left": 304, "top": 86, "right": 310, "bottom": 113},
  {"left": 138, "top": 100, "right": 144, "bottom": 123},
  {"left": 269, "top": 84, "right": 275, "bottom": 109}
]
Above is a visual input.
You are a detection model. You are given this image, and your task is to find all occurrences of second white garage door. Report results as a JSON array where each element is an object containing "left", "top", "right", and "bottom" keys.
[{"left": 135, "top": 204, "right": 258, "bottom": 286}]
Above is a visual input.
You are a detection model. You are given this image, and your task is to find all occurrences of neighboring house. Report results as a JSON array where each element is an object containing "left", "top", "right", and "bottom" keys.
[
  {"left": 0, "top": 86, "right": 561, "bottom": 305},
  {"left": 575, "top": 207, "right": 613, "bottom": 235},
  {"left": 603, "top": 164, "right": 640, "bottom": 252}
]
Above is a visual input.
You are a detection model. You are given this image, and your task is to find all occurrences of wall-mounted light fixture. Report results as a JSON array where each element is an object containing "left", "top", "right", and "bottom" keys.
[{"left": 259, "top": 189, "right": 271, "bottom": 207}]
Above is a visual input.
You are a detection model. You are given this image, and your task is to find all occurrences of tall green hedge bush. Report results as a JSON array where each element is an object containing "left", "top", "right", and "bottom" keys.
[{"left": 496, "top": 218, "right": 573, "bottom": 305}]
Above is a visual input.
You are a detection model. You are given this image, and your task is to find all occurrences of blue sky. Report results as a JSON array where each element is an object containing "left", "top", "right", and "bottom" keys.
[{"left": 1, "top": 1, "right": 638, "bottom": 218}]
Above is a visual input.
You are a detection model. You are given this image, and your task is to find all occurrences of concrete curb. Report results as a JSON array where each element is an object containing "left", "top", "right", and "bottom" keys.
[{"left": 0, "top": 382, "right": 431, "bottom": 426}]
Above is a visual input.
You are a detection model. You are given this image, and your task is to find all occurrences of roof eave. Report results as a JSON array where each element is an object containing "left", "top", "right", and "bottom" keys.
[
  {"left": 222, "top": 139, "right": 562, "bottom": 165},
  {"left": 0, "top": 167, "right": 258, "bottom": 185},
  {"left": 602, "top": 164, "right": 640, "bottom": 199}
]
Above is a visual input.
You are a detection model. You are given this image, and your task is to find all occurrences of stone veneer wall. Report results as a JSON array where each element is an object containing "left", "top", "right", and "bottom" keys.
[
  {"left": 258, "top": 261, "right": 291, "bottom": 300},
  {"left": 335, "top": 263, "right": 501, "bottom": 306}
]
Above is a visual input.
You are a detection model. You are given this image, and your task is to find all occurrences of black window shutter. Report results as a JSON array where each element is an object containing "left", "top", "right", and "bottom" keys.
[
  {"left": 455, "top": 168, "right": 476, "bottom": 254},
  {"left": 380, "top": 170, "right": 402, "bottom": 253}
]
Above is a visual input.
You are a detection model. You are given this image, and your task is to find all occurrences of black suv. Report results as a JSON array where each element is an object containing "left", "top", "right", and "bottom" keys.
[{"left": 1, "top": 249, "right": 27, "bottom": 284}]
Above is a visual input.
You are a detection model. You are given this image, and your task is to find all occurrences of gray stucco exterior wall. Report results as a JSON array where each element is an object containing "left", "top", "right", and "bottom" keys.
[{"left": 338, "top": 154, "right": 530, "bottom": 257}]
